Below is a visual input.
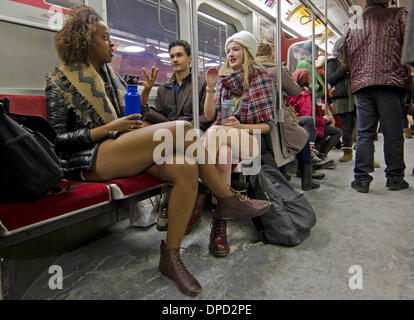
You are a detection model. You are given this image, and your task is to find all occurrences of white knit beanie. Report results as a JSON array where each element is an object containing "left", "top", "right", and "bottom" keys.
[{"left": 225, "top": 31, "right": 258, "bottom": 58}]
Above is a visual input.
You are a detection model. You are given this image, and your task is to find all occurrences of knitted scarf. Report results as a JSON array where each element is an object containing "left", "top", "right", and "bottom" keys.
[
  {"left": 214, "top": 68, "right": 274, "bottom": 125},
  {"left": 47, "top": 63, "right": 126, "bottom": 129}
]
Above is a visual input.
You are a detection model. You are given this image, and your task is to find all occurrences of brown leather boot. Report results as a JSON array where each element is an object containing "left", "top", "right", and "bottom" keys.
[
  {"left": 209, "top": 212, "right": 229, "bottom": 257},
  {"left": 159, "top": 240, "right": 202, "bottom": 296},
  {"left": 216, "top": 188, "right": 270, "bottom": 219},
  {"left": 404, "top": 127, "right": 413, "bottom": 139},
  {"left": 185, "top": 194, "right": 205, "bottom": 235}
]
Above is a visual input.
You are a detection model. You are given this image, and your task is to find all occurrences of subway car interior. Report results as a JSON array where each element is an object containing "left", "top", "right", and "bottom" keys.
[{"left": 0, "top": 0, "right": 413, "bottom": 300}]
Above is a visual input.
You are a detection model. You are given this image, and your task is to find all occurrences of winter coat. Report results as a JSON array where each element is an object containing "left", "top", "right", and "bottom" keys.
[
  {"left": 343, "top": 4, "right": 412, "bottom": 93},
  {"left": 287, "top": 89, "right": 326, "bottom": 138},
  {"left": 155, "top": 73, "right": 212, "bottom": 132}
]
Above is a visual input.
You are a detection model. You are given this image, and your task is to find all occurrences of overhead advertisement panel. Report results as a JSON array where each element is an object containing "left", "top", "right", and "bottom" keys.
[{"left": 0, "top": 0, "right": 84, "bottom": 30}]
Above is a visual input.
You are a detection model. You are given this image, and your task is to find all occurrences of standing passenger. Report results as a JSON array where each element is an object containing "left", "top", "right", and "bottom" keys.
[
  {"left": 343, "top": 0, "right": 412, "bottom": 192},
  {"left": 45, "top": 6, "right": 270, "bottom": 296},
  {"left": 327, "top": 38, "right": 356, "bottom": 162}
]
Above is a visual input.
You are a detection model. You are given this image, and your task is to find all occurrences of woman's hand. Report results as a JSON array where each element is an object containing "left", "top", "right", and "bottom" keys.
[
  {"left": 139, "top": 66, "right": 159, "bottom": 106},
  {"left": 224, "top": 116, "right": 242, "bottom": 128},
  {"left": 206, "top": 67, "right": 219, "bottom": 89},
  {"left": 106, "top": 114, "right": 144, "bottom": 132}
]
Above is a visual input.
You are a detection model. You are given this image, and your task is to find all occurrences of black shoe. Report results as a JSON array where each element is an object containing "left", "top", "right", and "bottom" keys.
[
  {"left": 301, "top": 164, "right": 320, "bottom": 191},
  {"left": 386, "top": 178, "right": 409, "bottom": 191},
  {"left": 313, "top": 159, "right": 335, "bottom": 171},
  {"left": 312, "top": 172, "right": 326, "bottom": 180},
  {"left": 351, "top": 180, "right": 371, "bottom": 193}
]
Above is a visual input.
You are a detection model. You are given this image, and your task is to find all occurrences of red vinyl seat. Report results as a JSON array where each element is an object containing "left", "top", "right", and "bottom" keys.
[
  {"left": 0, "top": 95, "right": 47, "bottom": 119},
  {"left": 0, "top": 181, "right": 111, "bottom": 235}
]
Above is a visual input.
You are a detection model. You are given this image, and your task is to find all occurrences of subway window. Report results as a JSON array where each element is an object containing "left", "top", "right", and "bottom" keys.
[
  {"left": 197, "top": 12, "right": 236, "bottom": 74},
  {"left": 106, "top": 0, "right": 179, "bottom": 83}
]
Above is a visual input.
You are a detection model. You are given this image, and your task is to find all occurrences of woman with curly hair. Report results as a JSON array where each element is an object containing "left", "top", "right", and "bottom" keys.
[
  {"left": 203, "top": 31, "right": 274, "bottom": 258},
  {"left": 46, "top": 6, "right": 270, "bottom": 297}
]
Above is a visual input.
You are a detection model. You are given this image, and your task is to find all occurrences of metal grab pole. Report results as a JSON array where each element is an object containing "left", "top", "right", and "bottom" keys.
[
  {"left": 276, "top": 0, "right": 283, "bottom": 119},
  {"left": 189, "top": 0, "right": 200, "bottom": 130},
  {"left": 312, "top": 12, "right": 316, "bottom": 120},
  {"left": 324, "top": 0, "right": 328, "bottom": 114}
]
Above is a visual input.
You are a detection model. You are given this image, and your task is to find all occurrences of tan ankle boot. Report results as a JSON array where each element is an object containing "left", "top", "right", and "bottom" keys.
[
  {"left": 159, "top": 240, "right": 202, "bottom": 296},
  {"left": 339, "top": 147, "right": 353, "bottom": 162},
  {"left": 404, "top": 128, "right": 413, "bottom": 139},
  {"left": 216, "top": 188, "right": 270, "bottom": 219}
]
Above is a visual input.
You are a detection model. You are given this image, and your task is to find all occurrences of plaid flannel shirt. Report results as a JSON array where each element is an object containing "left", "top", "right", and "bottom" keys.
[{"left": 214, "top": 68, "right": 274, "bottom": 125}]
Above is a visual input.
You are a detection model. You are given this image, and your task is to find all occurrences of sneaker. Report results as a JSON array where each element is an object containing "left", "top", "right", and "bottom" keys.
[
  {"left": 156, "top": 203, "right": 168, "bottom": 231},
  {"left": 386, "top": 178, "right": 409, "bottom": 191},
  {"left": 312, "top": 159, "right": 335, "bottom": 170},
  {"left": 351, "top": 179, "right": 371, "bottom": 193}
]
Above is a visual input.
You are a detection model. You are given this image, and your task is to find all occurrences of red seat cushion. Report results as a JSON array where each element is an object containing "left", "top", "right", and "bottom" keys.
[
  {"left": 0, "top": 95, "right": 47, "bottom": 119},
  {"left": 106, "top": 174, "right": 165, "bottom": 199},
  {"left": 0, "top": 181, "right": 111, "bottom": 234}
]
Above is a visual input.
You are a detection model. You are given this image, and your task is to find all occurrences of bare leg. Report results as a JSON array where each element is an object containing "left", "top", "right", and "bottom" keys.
[
  {"left": 146, "top": 154, "right": 198, "bottom": 249},
  {"left": 84, "top": 121, "right": 232, "bottom": 198},
  {"left": 216, "top": 145, "right": 232, "bottom": 186}
]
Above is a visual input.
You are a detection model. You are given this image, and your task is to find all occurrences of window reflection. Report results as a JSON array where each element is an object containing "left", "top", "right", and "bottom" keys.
[{"left": 107, "top": 0, "right": 178, "bottom": 83}]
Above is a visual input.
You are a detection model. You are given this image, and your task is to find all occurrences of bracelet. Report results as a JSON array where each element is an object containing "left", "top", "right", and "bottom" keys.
[{"left": 206, "top": 87, "right": 216, "bottom": 94}]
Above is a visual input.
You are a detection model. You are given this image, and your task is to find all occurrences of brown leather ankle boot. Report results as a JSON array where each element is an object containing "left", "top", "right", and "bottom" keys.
[
  {"left": 216, "top": 188, "right": 270, "bottom": 219},
  {"left": 159, "top": 240, "right": 202, "bottom": 297},
  {"left": 209, "top": 212, "right": 229, "bottom": 257}
]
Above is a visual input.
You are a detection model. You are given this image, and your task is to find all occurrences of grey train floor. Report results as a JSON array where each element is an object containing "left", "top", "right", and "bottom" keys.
[{"left": 23, "top": 135, "right": 414, "bottom": 300}]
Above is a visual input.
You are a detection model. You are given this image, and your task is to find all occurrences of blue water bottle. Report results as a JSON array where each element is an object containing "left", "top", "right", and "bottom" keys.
[{"left": 125, "top": 75, "right": 141, "bottom": 120}]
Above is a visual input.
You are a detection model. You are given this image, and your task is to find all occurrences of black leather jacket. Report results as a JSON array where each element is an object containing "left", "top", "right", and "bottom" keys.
[{"left": 45, "top": 79, "right": 99, "bottom": 179}]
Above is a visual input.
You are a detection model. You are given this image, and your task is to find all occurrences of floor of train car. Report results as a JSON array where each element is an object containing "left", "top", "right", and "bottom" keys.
[{"left": 22, "top": 134, "right": 414, "bottom": 300}]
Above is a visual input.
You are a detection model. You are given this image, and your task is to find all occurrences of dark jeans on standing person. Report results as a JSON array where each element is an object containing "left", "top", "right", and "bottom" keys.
[
  {"left": 339, "top": 110, "right": 356, "bottom": 148},
  {"left": 298, "top": 116, "right": 317, "bottom": 143},
  {"left": 354, "top": 85, "right": 406, "bottom": 182},
  {"left": 317, "top": 125, "right": 342, "bottom": 157}
]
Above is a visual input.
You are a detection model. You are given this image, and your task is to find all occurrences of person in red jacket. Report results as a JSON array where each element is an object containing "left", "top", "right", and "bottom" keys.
[{"left": 289, "top": 69, "right": 342, "bottom": 162}]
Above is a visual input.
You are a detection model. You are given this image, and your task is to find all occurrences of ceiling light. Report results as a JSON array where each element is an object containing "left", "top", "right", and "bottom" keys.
[
  {"left": 124, "top": 46, "right": 145, "bottom": 53},
  {"left": 157, "top": 52, "right": 171, "bottom": 58}
]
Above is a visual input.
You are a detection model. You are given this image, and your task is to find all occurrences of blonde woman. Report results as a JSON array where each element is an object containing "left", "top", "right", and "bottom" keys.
[{"left": 203, "top": 31, "right": 275, "bottom": 257}]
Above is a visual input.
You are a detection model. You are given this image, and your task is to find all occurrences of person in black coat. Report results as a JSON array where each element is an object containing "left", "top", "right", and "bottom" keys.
[{"left": 327, "top": 38, "right": 356, "bottom": 162}]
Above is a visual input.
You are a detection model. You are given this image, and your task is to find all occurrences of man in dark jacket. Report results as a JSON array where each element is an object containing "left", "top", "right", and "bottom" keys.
[
  {"left": 155, "top": 40, "right": 212, "bottom": 132},
  {"left": 155, "top": 40, "right": 212, "bottom": 232},
  {"left": 343, "top": 0, "right": 412, "bottom": 193}
]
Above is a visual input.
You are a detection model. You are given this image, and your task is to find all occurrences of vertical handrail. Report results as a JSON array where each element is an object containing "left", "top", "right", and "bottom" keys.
[
  {"left": 312, "top": 12, "right": 316, "bottom": 120},
  {"left": 189, "top": 0, "right": 200, "bottom": 131},
  {"left": 324, "top": 0, "right": 328, "bottom": 114},
  {"left": 276, "top": 0, "right": 283, "bottom": 118}
]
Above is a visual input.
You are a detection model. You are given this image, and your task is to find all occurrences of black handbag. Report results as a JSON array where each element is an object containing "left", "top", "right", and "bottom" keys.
[{"left": 0, "top": 97, "right": 72, "bottom": 203}]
